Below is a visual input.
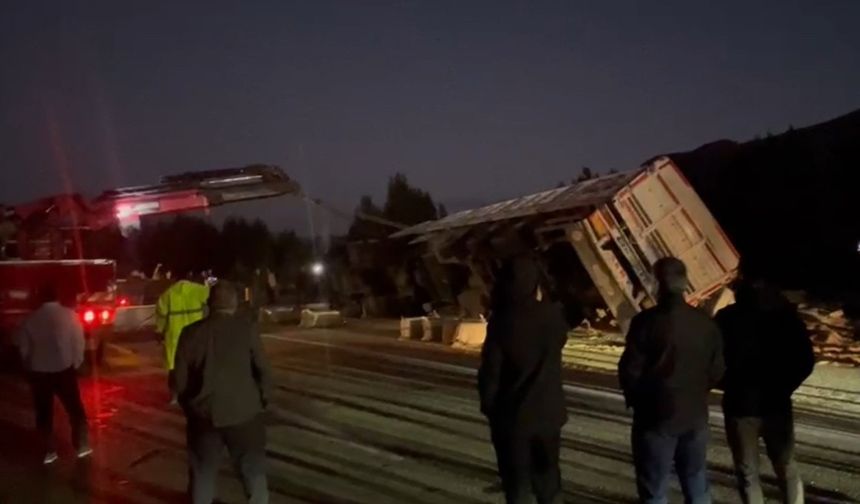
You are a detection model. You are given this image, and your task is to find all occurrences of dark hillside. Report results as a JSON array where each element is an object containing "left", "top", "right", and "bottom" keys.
[{"left": 663, "top": 109, "right": 860, "bottom": 293}]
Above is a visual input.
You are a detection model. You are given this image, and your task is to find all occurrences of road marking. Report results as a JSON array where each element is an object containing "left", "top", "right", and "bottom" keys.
[{"left": 264, "top": 332, "right": 860, "bottom": 450}]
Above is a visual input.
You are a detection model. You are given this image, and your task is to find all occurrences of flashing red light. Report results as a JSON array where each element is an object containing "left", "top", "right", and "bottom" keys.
[
  {"left": 82, "top": 310, "right": 96, "bottom": 324},
  {"left": 100, "top": 309, "right": 111, "bottom": 323},
  {"left": 116, "top": 204, "right": 132, "bottom": 219}
]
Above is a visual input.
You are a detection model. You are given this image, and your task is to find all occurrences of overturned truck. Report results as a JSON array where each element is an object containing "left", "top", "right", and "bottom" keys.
[{"left": 392, "top": 157, "right": 740, "bottom": 332}]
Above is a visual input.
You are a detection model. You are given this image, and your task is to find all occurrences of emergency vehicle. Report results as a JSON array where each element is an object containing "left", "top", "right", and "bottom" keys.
[{"left": 0, "top": 165, "right": 301, "bottom": 364}]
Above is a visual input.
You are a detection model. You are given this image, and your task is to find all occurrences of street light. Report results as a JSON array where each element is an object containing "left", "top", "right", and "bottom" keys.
[{"left": 311, "top": 261, "right": 325, "bottom": 277}]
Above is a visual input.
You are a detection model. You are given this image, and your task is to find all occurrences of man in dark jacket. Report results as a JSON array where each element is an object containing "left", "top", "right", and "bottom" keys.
[
  {"left": 174, "top": 282, "right": 273, "bottom": 504},
  {"left": 716, "top": 271, "right": 814, "bottom": 504},
  {"left": 478, "top": 256, "right": 569, "bottom": 504},
  {"left": 619, "top": 257, "right": 724, "bottom": 504}
]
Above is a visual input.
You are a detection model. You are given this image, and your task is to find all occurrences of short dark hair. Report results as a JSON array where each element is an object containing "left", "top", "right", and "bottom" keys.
[
  {"left": 209, "top": 281, "right": 239, "bottom": 313},
  {"left": 654, "top": 257, "right": 688, "bottom": 295}
]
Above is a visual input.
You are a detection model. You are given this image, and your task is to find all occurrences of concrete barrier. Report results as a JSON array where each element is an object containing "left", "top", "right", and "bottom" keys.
[
  {"left": 398, "top": 317, "right": 447, "bottom": 342},
  {"left": 399, "top": 317, "right": 428, "bottom": 340},
  {"left": 441, "top": 318, "right": 459, "bottom": 346},
  {"left": 421, "top": 317, "right": 446, "bottom": 342},
  {"left": 300, "top": 309, "right": 345, "bottom": 328},
  {"left": 400, "top": 316, "right": 488, "bottom": 347},
  {"left": 259, "top": 305, "right": 300, "bottom": 324},
  {"left": 452, "top": 318, "right": 488, "bottom": 348}
]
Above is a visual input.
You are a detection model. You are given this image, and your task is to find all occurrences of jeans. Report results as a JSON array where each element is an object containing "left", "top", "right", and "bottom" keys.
[
  {"left": 725, "top": 413, "right": 804, "bottom": 504},
  {"left": 186, "top": 415, "right": 269, "bottom": 504},
  {"left": 631, "top": 423, "right": 711, "bottom": 504},
  {"left": 29, "top": 368, "right": 89, "bottom": 453},
  {"left": 491, "top": 425, "right": 563, "bottom": 504}
]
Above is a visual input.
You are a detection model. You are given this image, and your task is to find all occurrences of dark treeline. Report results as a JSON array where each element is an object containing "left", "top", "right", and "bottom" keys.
[
  {"left": 348, "top": 173, "right": 443, "bottom": 239},
  {"left": 82, "top": 172, "right": 444, "bottom": 301},
  {"left": 88, "top": 217, "right": 312, "bottom": 290}
]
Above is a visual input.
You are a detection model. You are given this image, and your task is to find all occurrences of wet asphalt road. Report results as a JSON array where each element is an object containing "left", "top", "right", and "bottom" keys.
[{"left": 1, "top": 326, "right": 858, "bottom": 503}]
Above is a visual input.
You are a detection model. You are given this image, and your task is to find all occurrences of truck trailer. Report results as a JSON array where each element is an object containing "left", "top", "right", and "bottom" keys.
[{"left": 392, "top": 157, "right": 740, "bottom": 331}]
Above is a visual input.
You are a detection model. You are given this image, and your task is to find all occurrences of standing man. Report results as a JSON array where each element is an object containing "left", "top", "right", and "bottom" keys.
[
  {"left": 716, "top": 268, "right": 814, "bottom": 504},
  {"left": 155, "top": 270, "right": 210, "bottom": 403},
  {"left": 478, "top": 256, "right": 569, "bottom": 504},
  {"left": 173, "top": 282, "right": 273, "bottom": 504},
  {"left": 15, "top": 285, "right": 91, "bottom": 464},
  {"left": 619, "top": 257, "right": 724, "bottom": 504}
]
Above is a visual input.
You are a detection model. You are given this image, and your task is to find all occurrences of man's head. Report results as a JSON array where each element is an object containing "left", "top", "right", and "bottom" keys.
[
  {"left": 495, "top": 255, "right": 543, "bottom": 303},
  {"left": 732, "top": 258, "right": 779, "bottom": 307},
  {"left": 209, "top": 282, "right": 239, "bottom": 315},
  {"left": 654, "top": 257, "right": 688, "bottom": 298}
]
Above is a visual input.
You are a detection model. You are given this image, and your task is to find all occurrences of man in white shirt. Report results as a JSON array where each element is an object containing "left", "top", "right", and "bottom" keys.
[{"left": 16, "top": 284, "right": 91, "bottom": 465}]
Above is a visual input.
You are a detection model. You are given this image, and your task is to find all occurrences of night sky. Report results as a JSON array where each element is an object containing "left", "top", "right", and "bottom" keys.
[{"left": 2, "top": 1, "right": 859, "bottom": 238}]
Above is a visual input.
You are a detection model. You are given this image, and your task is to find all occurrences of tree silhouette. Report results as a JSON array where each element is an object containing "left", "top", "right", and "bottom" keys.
[
  {"left": 348, "top": 173, "right": 439, "bottom": 239},
  {"left": 576, "top": 166, "right": 595, "bottom": 182},
  {"left": 273, "top": 230, "right": 311, "bottom": 281},
  {"left": 383, "top": 173, "right": 438, "bottom": 225},
  {"left": 133, "top": 215, "right": 220, "bottom": 277},
  {"left": 128, "top": 215, "right": 312, "bottom": 296},
  {"left": 348, "top": 195, "right": 388, "bottom": 239},
  {"left": 85, "top": 225, "right": 130, "bottom": 271}
]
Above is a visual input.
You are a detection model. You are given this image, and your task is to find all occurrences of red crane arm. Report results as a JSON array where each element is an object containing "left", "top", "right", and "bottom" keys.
[{"left": 1, "top": 165, "right": 301, "bottom": 259}]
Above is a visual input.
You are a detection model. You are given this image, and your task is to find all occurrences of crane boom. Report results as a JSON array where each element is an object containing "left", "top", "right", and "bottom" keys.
[
  {"left": 1, "top": 164, "right": 408, "bottom": 260},
  {"left": 99, "top": 164, "right": 301, "bottom": 229},
  {"left": 1, "top": 165, "right": 301, "bottom": 260}
]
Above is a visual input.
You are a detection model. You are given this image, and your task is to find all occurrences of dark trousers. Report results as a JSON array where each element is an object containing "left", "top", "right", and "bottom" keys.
[
  {"left": 168, "top": 370, "right": 177, "bottom": 396},
  {"left": 186, "top": 415, "right": 269, "bottom": 504},
  {"left": 725, "top": 412, "right": 803, "bottom": 504},
  {"left": 29, "top": 368, "right": 89, "bottom": 453},
  {"left": 491, "top": 424, "right": 563, "bottom": 504},
  {"left": 631, "top": 423, "right": 711, "bottom": 504}
]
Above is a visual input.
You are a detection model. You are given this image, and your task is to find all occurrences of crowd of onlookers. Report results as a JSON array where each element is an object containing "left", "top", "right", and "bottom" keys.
[
  {"left": 479, "top": 255, "right": 812, "bottom": 504},
  {"left": 14, "top": 254, "right": 813, "bottom": 504}
]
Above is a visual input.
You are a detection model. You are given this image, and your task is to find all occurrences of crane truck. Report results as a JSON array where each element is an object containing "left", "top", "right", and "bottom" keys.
[{"left": 0, "top": 165, "right": 302, "bottom": 364}]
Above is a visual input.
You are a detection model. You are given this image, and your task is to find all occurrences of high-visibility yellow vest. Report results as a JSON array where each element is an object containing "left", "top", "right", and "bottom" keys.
[{"left": 155, "top": 280, "right": 210, "bottom": 370}]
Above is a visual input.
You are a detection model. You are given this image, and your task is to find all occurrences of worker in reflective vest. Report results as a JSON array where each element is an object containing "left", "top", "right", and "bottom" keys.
[{"left": 156, "top": 274, "right": 210, "bottom": 402}]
